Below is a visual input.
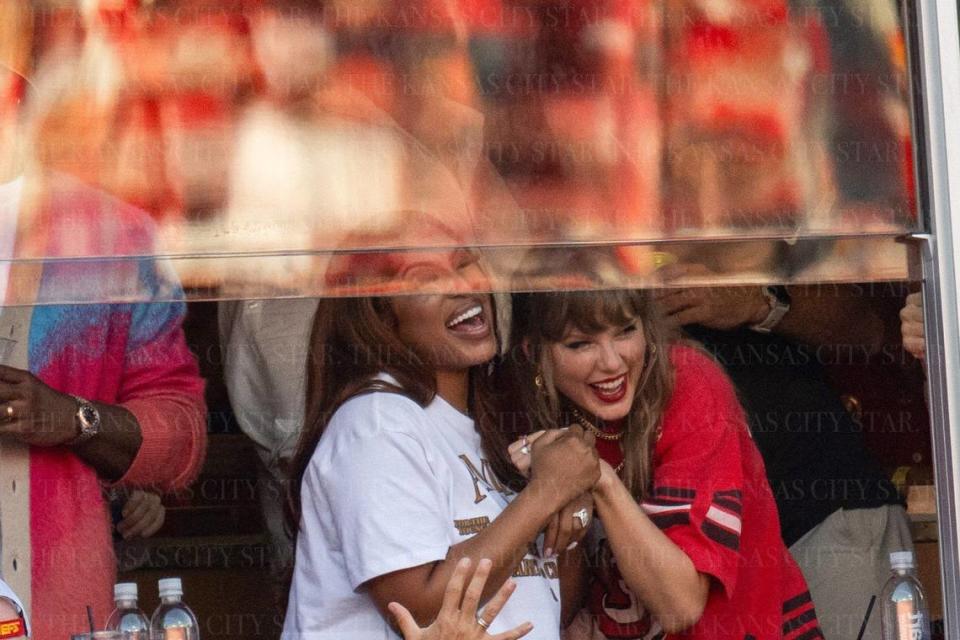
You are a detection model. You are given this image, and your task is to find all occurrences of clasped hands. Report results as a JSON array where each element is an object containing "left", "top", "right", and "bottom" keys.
[{"left": 507, "top": 426, "right": 610, "bottom": 557}]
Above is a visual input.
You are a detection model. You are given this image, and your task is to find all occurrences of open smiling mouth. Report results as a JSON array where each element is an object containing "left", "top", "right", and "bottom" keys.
[
  {"left": 446, "top": 303, "right": 489, "bottom": 336},
  {"left": 590, "top": 375, "right": 627, "bottom": 403}
]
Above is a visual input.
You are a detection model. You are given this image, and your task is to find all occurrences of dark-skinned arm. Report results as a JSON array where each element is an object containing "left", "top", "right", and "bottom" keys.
[
  {"left": 767, "top": 284, "right": 885, "bottom": 352},
  {"left": 368, "top": 475, "right": 569, "bottom": 625},
  {"left": 71, "top": 402, "right": 142, "bottom": 480},
  {"left": 557, "top": 544, "right": 588, "bottom": 628},
  {"left": 658, "top": 274, "right": 885, "bottom": 352},
  {"left": 366, "top": 430, "right": 599, "bottom": 626},
  {"left": 0, "top": 367, "right": 141, "bottom": 480}
]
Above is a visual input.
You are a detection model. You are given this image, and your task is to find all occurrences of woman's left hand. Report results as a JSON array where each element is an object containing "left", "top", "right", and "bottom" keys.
[
  {"left": 507, "top": 431, "right": 547, "bottom": 478},
  {"left": 542, "top": 492, "right": 594, "bottom": 558},
  {"left": 389, "top": 558, "right": 533, "bottom": 640}
]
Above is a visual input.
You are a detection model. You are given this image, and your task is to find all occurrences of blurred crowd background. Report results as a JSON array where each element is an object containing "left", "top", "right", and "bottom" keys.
[{"left": 1, "top": 0, "right": 917, "bottom": 297}]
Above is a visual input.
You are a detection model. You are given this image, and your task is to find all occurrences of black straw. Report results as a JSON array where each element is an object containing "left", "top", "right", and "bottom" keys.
[
  {"left": 856, "top": 595, "right": 877, "bottom": 640},
  {"left": 86, "top": 605, "right": 95, "bottom": 633}
]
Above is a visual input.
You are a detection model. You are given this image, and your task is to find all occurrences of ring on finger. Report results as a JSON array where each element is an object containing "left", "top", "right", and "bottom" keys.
[
  {"left": 519, "top": 435, "right": 530, "bottom": 456},
  {"left": 3, "top": 404, "right": 13, "bottom": 419},
  {"left": 572, "top": 507, "right": 590, "bottom": 529},
  {"left": 477, "top": 615, "right": 490, "bottom": 630}
]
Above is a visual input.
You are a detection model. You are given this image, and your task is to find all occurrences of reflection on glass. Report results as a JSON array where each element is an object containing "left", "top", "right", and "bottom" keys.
[
  {"left": 0, "top": 0, "right": 918, "bottom": 302},
  {"left": 0, "top": 233, "right": 902, "bottom": 305}
]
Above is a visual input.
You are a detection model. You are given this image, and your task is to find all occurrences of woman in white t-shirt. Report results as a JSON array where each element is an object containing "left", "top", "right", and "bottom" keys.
[{"left": 281, "top": 218, "right": 600, "bottom": 640}]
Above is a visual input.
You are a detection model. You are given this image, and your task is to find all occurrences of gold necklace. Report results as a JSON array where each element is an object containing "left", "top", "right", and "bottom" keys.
[
  {"left": 571, "top": 409, "right": 625, "bottom": 472},
  {"left": 570, "top": 407, "right": 624, "bottom": 441}
]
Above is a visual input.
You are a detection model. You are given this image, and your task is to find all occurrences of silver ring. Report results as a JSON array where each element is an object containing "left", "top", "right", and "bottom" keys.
[
  {"left": 573, "top": 507, "right": 590, "bottom": 529},
  {"left": 519, "top": 435, "right": 530, "bottom": 456},
  {"left": 477, "top": 616, "right": 489, "bottom": 630}
]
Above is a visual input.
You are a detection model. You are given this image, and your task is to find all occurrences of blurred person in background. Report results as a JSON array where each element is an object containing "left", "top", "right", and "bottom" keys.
[
  {"left": 219, "top": 0, "right": 389, "bottom": 587},
  {"left": 794, "top": 0, "right": 915, "bottom": 220},
  {"left": 220, "top": 296, "right": 316, "bottom": 581},
  {"left": 0, "top": 4, "right": 207, "bottom": 637}
]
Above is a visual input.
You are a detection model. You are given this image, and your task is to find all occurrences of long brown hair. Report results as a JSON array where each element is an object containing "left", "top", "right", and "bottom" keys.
[
  {"left": 502, "top": 250, "right": 674, "bottom": 499},
  {"left": 284, "top": 219, "right": 518, "bottom": 565}
]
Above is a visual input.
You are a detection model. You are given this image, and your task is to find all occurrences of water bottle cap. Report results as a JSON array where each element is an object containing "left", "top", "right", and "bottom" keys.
[
  {"left": 114, "top": 582, "right": 138, "bottom": 601},
  {"left": 157, "top": 577, "right": 183, "bottom": 598},
  {"left": 890, "top": 550, "right": 915, "bottom": 569}
]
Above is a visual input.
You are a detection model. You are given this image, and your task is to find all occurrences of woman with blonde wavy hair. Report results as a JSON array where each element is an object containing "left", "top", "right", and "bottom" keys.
[{"left": 504, "top": 249, "right": 821, "bottom": 640}]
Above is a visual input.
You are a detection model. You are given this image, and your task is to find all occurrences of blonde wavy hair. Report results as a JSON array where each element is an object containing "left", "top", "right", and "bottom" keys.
[{"left": 503, "top": 250, "right": 674, "bottom": 499}]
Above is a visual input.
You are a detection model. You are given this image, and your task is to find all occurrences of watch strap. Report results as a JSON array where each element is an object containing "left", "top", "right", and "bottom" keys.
[{"left": 750, "top": 286, "right": 791, "bottom": 333}]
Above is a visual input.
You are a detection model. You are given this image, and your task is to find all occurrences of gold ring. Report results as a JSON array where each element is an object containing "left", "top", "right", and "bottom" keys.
[{"left": 477, "top": 616, "right": 489, "bottom": 630}]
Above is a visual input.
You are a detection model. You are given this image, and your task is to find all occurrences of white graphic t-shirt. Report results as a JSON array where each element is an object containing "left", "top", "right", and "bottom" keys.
[{"left": 282, "top": 385, "right": 561, "bottom": 640}]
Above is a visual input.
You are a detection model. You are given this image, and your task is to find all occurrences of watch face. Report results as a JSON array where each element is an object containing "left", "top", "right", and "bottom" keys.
[{"left": 79, "top": 404, "right": 98, "bottom": 427}]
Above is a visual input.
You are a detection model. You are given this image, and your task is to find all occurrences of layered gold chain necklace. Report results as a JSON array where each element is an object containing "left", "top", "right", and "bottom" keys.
[
  {"left": 570, "top": 407, "right": 664, "bottom": 476},
  {"left": 570, "top": 407, "right": 626, "bottom": 473},
  {"left": 570, "top": 407, "right": 623, "bottom": 441}
]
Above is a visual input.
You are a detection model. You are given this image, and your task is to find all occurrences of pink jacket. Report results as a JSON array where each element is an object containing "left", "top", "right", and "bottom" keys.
[{"left": 15, "top": 175, "right": 207, "bottom": 640}]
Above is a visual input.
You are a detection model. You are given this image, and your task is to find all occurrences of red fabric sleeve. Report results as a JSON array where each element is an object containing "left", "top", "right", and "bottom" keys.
[
  {"left": 643, "top": 346, "right": 748, "bottom": 599},
  {"left": 115, "top": 306, "right": 207, "bottom": 493}
]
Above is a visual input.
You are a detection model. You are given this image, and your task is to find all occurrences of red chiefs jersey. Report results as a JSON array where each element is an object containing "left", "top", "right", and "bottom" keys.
[{"left": 582, "top": 344, "right": 822, "bottom": 640}]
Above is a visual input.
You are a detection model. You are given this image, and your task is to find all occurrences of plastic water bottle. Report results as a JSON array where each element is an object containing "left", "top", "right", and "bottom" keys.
[
  {"left": 881, "top": 551, "right": 931, "bottom": 640},
  {"left": 105, "top": 583, "right": 149, "bottom": 639},
  {"left": 150, "top": 578, "right": 200, "bottom": 640}
]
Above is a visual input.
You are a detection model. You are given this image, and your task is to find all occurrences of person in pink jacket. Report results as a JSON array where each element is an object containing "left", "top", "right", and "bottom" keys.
[{"left": 1, "top": 8, "right": 207, "bottom": 638}]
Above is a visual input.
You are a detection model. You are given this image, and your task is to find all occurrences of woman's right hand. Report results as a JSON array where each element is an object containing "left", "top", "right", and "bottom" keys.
[
  {"left": 529, "top": 425, "right": 600, "bottom": 509},
  {"left": 389, "top": 558, "right": 533, "bottom": 640}
]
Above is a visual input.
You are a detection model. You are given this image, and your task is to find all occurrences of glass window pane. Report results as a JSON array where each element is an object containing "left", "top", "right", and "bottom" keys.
[{"left": 0, "top": 0, "right": 919, "bottom": 303}]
